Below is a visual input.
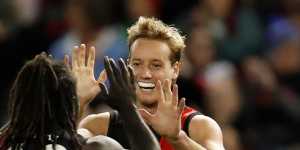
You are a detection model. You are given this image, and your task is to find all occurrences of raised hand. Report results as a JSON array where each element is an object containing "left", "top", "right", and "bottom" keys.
[
  {"left": 104, "top": 56, "right": 136, "bottom": 110},
  {"left": 104, "top": 57, "right": 161, "bottom": 150},
  {"left": 68, "top": 44, "right": 106, "bottom": 107},
  {"left": 139, "top": 79, "right": 186, "bottom": 140}
]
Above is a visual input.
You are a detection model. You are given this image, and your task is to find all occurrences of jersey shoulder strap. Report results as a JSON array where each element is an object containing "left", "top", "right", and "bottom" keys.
[
  {"left": 181, "top": 107, "right": 202, "bottom": 136},
  {"left": 159, "top": 107, "right": 202, "bottom": 150}
]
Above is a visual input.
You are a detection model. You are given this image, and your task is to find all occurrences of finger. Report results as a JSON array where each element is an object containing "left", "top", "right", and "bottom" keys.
[
  {"left": 79, "top": 44, "right": 86, "bottom": 67},
  {"left": 72, "top": 46, "right": 79, "bottom": 69},
  {"left": 163, "top": 79, "right": 172, "bottom": 103},
  {"left": 177, "top": 98, "right": 186, "bottom": 116},
  {"left": 172, "top": 84, "right": 178, "bottom": 106},
  {"left": 99, "top": 82, "right": 108, "bottom": 96},
  {"left": 97, "top": 69, "right": 107, "bottom": 83},
  {"left": 87, "top": 46, "right": 95, "bottom": 74},
  {"left": 109, "top": 58, "right": 123, "bottom": 85},
  {"left": 118, "top": 58, "right": 130, "bottom": 85},
  {"left": 64, "top": 55, "right": 70, "bottom": 68},
  {"left": 138, "top": 109, "right": 153, "bottom": 125},
  {"left": 128, "top": 66, "right": 136, "bottom": 90},
  {"left": 104, "top": 56, "right": 117, "bottom": 86},
  {"left": 156, "top": 80, "right": 165, "bottom": 103}
]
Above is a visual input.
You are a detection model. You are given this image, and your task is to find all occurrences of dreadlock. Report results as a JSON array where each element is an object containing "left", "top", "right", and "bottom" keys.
[{"left": 0, "top": 53, "right": 81, "bottom": 150}]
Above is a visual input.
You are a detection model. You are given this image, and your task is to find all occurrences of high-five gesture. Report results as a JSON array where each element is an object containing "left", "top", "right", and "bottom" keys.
[
  {"left": 68, "top": 44, "right": 106, "bottom": 109},
  {"left": 104, "top": 56, "right": 136, "bottom": 110},
  {"left": 103, "top": 56, "right": 160, "bottom": 150},
  {"left": 139, "top": 79, "right": 186, "bottom": 140}
]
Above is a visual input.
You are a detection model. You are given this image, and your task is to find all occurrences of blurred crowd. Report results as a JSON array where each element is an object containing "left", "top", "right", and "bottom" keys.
[{"left": 0, "top": 0, "right": 299, "bottom": 149}]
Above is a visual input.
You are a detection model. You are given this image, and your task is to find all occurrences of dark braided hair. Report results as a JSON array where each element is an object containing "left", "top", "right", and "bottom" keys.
[{"left": 0, "top": 53, "right": 81, "bottom": 150}]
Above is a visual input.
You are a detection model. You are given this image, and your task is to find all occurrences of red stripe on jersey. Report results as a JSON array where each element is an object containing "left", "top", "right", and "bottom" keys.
[{"left": 159, "top": 106, "right": 198, "bottom": 150}]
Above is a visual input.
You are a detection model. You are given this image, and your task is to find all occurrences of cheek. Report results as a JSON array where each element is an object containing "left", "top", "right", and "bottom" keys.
[
  {"left": 152, "top": 70, "right": 174, "bottom": 80},
  {"left": 131, "top": 67, "right": 141, "bottom": 78}
]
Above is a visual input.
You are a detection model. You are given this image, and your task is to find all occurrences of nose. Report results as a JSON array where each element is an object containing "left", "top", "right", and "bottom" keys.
[{"left": 139, "top": 67, "right": 152, "bottom": 79}]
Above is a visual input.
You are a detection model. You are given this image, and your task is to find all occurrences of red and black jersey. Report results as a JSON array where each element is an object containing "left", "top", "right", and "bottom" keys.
[
  {"left": 159, "top": 107, "right": 201, "bottom": 150},
  {"left": 107, "top": 106, "right": 202, "bottom": 150}
]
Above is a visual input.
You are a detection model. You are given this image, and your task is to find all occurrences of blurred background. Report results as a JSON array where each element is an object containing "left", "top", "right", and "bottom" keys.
[{"left": 0, "top": 0, "right": 299, "bottom": 149}]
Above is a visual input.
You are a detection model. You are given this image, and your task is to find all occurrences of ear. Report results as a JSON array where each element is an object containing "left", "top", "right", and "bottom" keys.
[{"left": 172, "top": 61, "right": 181, "bottom": 80}]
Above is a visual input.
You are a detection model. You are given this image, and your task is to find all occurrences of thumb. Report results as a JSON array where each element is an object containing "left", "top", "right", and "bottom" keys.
[
  {"left": 138, "top": 109, "right": 153, "bottom": 125},
  {"left": 177, "top": 97, "right": 186, "bottom": 116},
  {"left": 98, "top": 69, "right": 107, "bottom": 83},
  {"left": 99, "top": 82, "right": 108, "bottom": 96}
]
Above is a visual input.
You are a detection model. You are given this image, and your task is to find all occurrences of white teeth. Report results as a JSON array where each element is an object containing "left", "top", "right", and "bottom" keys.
[
  {"left": 137, "top": 82, "right": 155, "bottom": 89},
  {"left": 140, "top": 88, "right": 153, "bottom": 92}
]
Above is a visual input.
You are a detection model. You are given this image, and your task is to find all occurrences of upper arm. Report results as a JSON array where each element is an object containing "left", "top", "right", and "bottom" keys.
[
  {"left": 83, "top": 135, "right": 124, "bottom": 150},
  {"left": 78, "top": 112, "right": 110, "bottom": 138},
  {"left": 188, "top": 115, "right": 224, "bottom": 150}
]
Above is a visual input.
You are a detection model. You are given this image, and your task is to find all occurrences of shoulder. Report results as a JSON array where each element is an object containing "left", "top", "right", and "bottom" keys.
[
  {"left": 79, "top": 112, "right": 111, "bottom": 126},
  {"left": 188, "top": 115, "right": 224, "bottom": 148},
  {"left": 78, "top": 112, "right": 111, "bottom": 138},
  {"left": 83, "top": 135, "right": 124, "bottom": 150}
]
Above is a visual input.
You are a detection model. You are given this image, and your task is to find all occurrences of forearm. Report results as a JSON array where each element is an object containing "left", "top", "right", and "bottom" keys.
[
  {"left": 78, "top": 89, "right": 103, "bottom": 123},
  {"left": 167, "top": 131, "right": 206, "bottom": 150},
  {"left": 78, "top": 100, "right": 88, "bottom": 121},
  {"left": 118, "top": 105, "right": 160, "bottom": 150}
]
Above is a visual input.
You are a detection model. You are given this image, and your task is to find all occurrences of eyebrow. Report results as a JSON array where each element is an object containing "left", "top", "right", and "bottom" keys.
[
  {"left": 131, "top": 58, "right": 163, "bottom": 63},
  {"left": 131, "top": 58, "right": 141, "bottom": 62},
  {"left": 151, "top": 59, "right": 163, "bottom": 63}
]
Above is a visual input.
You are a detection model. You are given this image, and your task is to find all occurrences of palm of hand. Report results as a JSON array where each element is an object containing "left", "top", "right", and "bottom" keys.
[
  {"left": 69, "top": 44, "right": 103, "bottom": 106},
  {"left": 151, "top": 103, "right": 182, "bottom": 138},
  {"left": 139, "top": 80, "right": 186, "bottom": 139},
  {"left": 74, "top": 68, "right": 100, "bottom": 104}
]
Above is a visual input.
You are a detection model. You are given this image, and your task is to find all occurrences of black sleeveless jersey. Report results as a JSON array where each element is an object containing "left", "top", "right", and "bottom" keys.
[{"left": 0, "top": 130, "right": 84, "bottom": 150}]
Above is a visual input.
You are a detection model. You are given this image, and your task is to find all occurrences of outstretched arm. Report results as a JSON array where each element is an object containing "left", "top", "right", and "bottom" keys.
[
  {"left": 138, "top": 79, "right": 224, "bottom": 150},
  {"left": 82, "top": 135, "right": 124, "bottom": 150},
  {"left": 166, "top": 115, "right": 224, "bottom": 150},
  {"left": 104, "top": 57, "right": 160, "bottom": 150}
]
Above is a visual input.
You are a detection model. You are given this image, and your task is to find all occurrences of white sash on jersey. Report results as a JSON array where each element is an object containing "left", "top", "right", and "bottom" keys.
[{"left": 8, "top": 144, "right": 67, "bottom": 150}]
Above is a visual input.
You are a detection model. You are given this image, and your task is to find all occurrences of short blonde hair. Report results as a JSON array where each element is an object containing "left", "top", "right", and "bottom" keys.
[{"left": 127, "top": 16, "right": 186, "bottom": 64}]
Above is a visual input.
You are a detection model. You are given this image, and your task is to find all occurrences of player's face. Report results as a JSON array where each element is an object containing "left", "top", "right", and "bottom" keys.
[{"left": 128, "top": 38, "right": 180, "bottom": 108}]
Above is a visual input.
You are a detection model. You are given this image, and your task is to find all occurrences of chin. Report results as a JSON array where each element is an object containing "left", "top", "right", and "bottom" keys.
[{"left": 137, "top": 94, "right": 158, "bottom": 108}]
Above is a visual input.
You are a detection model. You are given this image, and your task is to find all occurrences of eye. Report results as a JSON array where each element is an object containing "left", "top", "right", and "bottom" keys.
[
  {"left": 131, "top": 62, "right": 140, "bottom": 67},
  {"left": 152, "top": 64, "right": 162, "bottom": 69}
]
